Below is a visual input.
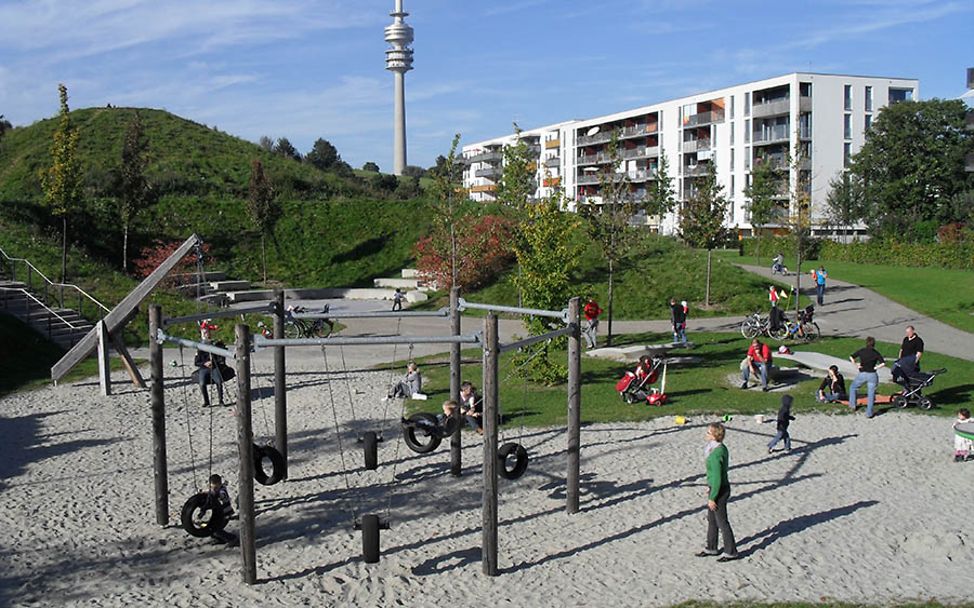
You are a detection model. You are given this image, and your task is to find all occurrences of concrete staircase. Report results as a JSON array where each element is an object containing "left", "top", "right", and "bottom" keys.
[
  {"left": 171, "top": 271, "right": 257, "bottom": 307},
  {"left": 0, "top": 280, "right": 95, "bottom": 349}
]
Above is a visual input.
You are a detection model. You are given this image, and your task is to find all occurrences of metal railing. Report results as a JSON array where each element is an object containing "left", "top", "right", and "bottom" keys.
[
  {"left": 682, "top": 139, "right": 711, "bottom": 153},
  {"left": 751, "top": 98, "right": 791, "bottom": 118},
  {"left": 0, "top": 286, "right": 85, "bottom": 343},
  {"left": 684, "top": 109, "right": 725, "bottom": 127},
  {"left": 0, "top": 245, "right": 111, "bottom": 323}
]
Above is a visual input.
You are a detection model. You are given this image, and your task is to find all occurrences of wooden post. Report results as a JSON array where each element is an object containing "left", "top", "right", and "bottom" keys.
[
  {"left": 148, "top": 305, "right": 168, "bottom": 526},
  {"left": 235, "top": 324, "right": 257, "bottom": 585},
  {"left": 482, "top": 313, "right": 499, "bottom": 576},
  {"left": 567, "top": 297, "right": 581, "bottom": 515},
  {"left": 96, "top": 320, "right": 112, "bottom": 396},
  {"left": 273, "top": 290, "right": 288, "bottom": 479},
  {"left": 449, "top": 286, "right": 462, "bottom": 477},
  {"left": 109, "top": 333, "right": 147, "bottom": 389}
]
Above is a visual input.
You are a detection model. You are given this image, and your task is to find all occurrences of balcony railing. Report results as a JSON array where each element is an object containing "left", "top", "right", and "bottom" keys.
[
  {"left": 752, "top": 125, "right": 791, "bottom": 145},
  {"left": 682, "top": 138, "right": 712, "bottom": 153},
  {"left": 620, "top": 123, "right": 659, "bottom": 140},
  {"left": 467, "top": 150, "right": 503, "bottom": 163},
  {"left": 751, "top": 98, "right": 791, "bottom": 118},
  {"left": 469, "top": 184, "right": 497, "bottom": 194},
  {"left": 475, "top": 167, "right": 499, "bottom": 179},
  {"left": 577, "top": 169, "right": 653, "bottom": 185},
  {"left": 544, "top": 157, "right": 561, "bottom": 168},
  {"left": 799, "top": 96, "right": 812, "bottom": 112},
  {"left": 683, "top": 164, "right": 712, "bottom": 177},
  {"left": 577, "top": 129, "right": 616, "bottom": 146},
  {"left": 544, "top": 139, "right": 561, "bottom": 149},
  {"left": 684, "top": 109, "right": 725, "bottom": 127}
]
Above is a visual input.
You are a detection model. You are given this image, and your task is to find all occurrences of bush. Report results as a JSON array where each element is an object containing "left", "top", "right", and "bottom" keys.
[
  {"left": 820, "top": 237, "right": 974, "bottom": 270},
  {"left": 742, "top": 235, "right": 822, "bottom": 261},
  {"left": 415, "top": 214, "right": 515, "bottom": 290},
  {"left": 132, "top": 239, "right": 213, "bottom": 282}
]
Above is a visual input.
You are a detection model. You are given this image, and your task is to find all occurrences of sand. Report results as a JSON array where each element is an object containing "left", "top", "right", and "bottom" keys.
[{"left": 0, "top": 353, "right": 971, "bottom": 607}]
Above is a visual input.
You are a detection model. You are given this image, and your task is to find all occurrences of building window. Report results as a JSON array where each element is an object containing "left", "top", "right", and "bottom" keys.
[
  {"left": 730, "top": 148, "right": 735, "bottom": 171},
  {"left": 844, "top": 114, "right": 852, "bottom": 140},
  {"left": 745, "top": 93, "right": 751, "bottom": 117},
  {"left": 889, "top": 87, "right": 913, "bottom": 103},
  {"left": 799, "top": 82, "right": 812, "bottom": 97},
  {"left": 864, "top": 114, "right": 872, "bottom": 131},
  {"left": 844, "top": 84, "right": 852, "bottom": 111},
  {"left": 745, "top": 149, "right": 751, "bottom": 170},
  {"left": 843, "top": 142, "right": 852, "bottom": 168},
  {"left": 730, "top": 95, "right": 735, "bottom": 119},
  {"left": 745, "top": 119, "right": 750, "bottom": 143},
  {"left": 730, "top": 174, "right": 735, "bottom": 196},
  {"left": 864, "top": 86, "right": 873, "bottom": 112},
  {"left": 730, "top": 122, "right": 735, "bottom": 145}
]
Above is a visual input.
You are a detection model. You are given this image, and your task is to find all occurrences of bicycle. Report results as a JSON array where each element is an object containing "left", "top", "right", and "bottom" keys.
[
  {"left": 771, "top": 318, "right": 820, "bottom": 342},
  {"left": 284, "top": 304, "right": 334, "bottom": 339},
  {"left": 740, "top": 311, "right": 770, "bottom": 339}
]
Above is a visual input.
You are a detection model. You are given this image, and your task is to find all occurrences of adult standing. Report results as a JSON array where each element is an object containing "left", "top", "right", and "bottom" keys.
[
  {"left": 891, "top": 325, "right": 924, "bottom": 385},
  {"left": 814, "top": 266, "right": 828, "bottom": 306},
  {"left": 741, "top": 338, "right": 773, "bottom": 392},
  {"left": 696, "top": 422, "right": 738, "bottom": 561},
  {"left": 849, "top": 336, "right": 886, "bottom": 419},
  {"left": 670, "top": 297, "right": 687, "bottom": 345},
  {"left": 582, "top": 297, "right": 603, "bottom": 349}
]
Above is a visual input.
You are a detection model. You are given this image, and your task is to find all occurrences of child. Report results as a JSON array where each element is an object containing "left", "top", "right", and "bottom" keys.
[
  {"left": 207, "top": 474, "right": 237, "bottom": 545},
  {"left": 768, "top": 395, "right": 795, "bottom": 453},
  {"left": 459, "top": 381, "right": 483, "bottom": 434},
  {"left": 194, "top": 320, "right": 228, "bottom": 407},
  {"left": 696, "top": 422, "right": 738, "bottom": 561},
  {"left": 670, "top": 297, "right": 687, "bottom": 345},
  {"left": 953, "top": 408, "right": 973, "bottom": 462},
  {"left": 583, "top": 298, "right": 603, "bottom": 349},
  {"left": 436, "top": 400, "right": 460, "bottom": 436},
  {"left": 388, "top": 362, "right": 424, "bottom": 399},
  {"left": 392, "top": 288, "right": 405, "bottom": 311}
]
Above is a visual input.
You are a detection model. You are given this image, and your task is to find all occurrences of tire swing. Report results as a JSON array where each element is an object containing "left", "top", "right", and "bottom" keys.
[
  {"left": 250, "top": 354, "right": 285, "bottom": 486},
  {"left": 402, "top": 412, "right": 442, "bottom": 454},
  {"left": 496, "top": 341, "right": 546, "bottom": 480}
]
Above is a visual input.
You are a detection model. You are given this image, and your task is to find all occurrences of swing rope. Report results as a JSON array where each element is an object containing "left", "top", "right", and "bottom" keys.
[
  {"left": 322, "top": 345, "right": 359, "bottom": 522},
  {"left": 250, "top": 352, "right": 273, "bottom": 443},
  {"left": 176, "top": 345, "right": 201, "bottom": 493}
]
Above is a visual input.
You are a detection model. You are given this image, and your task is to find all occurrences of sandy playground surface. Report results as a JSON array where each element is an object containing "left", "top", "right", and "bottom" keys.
[{"left": 0, "top": 354, "right": 971, "bottom": 607}]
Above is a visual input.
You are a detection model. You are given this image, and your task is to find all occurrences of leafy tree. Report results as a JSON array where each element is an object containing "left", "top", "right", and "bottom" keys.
[
  {"left": 305, "top": 137, "right": 340, "bottom": 170},
  {"left": 577, "top": 133, "right": 645, "bottom": 346},
  {"left": 678, "top": 164, "right": 728, "bottom": 306},
  {"left": 115, "top": 111, "right": 155, "bottom": 273},
  {"left": 247, "top": 158, "right": 280, "bottom": 283},
  {"left": 401, "top": 165, "right": 426, "bottom": 178},
  {"left": 850, "top": 99, "right": 973, "bottom": 238},
  {"left": 370, "top": 173, "right": 399, "bottom": 193},
  {"left": 362, "top": 161, "right": 380, "bottom": 172},
  {"left": 0, "top": 114, "right": 11, "bottom": 142},
  {"left": 425, "top": 134, "right": 466, "bottom": 288},
  {"left": 41, "top": 84, "right": 83, "bottom": 284},
  {"left": 786, "top": 140, "right": 813, "bottom": 316},
  {"left": 258, "top": 135, "right": 274, "bottom": 152},
  {"left": 824, "top": 171, "right": 866, "bottom": 242},
  {"left": 394, "top": 175, "right": 421, "bottom": 199},
  {"left": 743, "top": 154, "right": 782, "bottom": 262},
  {"left": 495, "top": 124, "right": 534, "bottom": 212},
  {"left": 646, "top": 152, "right": 677, "bottom": 223},
  {"left": 415, "top": 214, "right": 515, "bottom": 290},
  {"left": 430, "top": 155, "right": 448, "bottom": 176},
  {"left": 273, "top": 137, "right": 301, "bottom": 161}
]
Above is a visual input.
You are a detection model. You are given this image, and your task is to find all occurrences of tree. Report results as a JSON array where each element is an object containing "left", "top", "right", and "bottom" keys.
[
  {"left": 41, "top": 84, "right": 83, "bottom": 284},
  {"left": 402, "top": 165, "right": 427, "bottom": 178},
  {"left": 577, "top": 132, "right": 646, "bottom": 347},
  {"left": 426, "top": 134, "right": 466, "bottom": 288},
  {"left": 370, "top": 173, "right": 399, "bottom": 193},
  {"left": 115, "top": 111, "right": 155, "bottom": 273},
  {"left": 258, "top": 135, "right": 274, "bottom": 152},
  {"left": 430, "top": 155, "right": 448, "bottom": 176},
  {"left": 743, "top": 154, "right": 783, "bottom": 262},
  {"left": 394, "top": 175, "right": 421, "bottom": 199},
  {"left": 247, "top": 158, "right": 280, "bottom": 283},
  {"left": 646, "top": 152, "right": 677, "bottom": 224},
  {"left": 678, "top": 164, "right": 729, "bottom": 307},
  {"left": 850, "top": 99, "right": 973, "bottom": 238},
  {"left": 273, "top": 137, "right": 301, "bottom": 161},
  {"left": 787, "top": 139, "right": 814, "bottom": 316},
  {"left": 362, "top": 161, "right": 380, "bottom": 172},
  {"left": 305, "top": 137, "right": 340, "bottom": 170},
  {"left": 825, "top": 171, "right": 866, "bottom": 242},
  {"left": 0, "top": 114, "right": 11, "bottom": 142},
  {"left": 495, "top": 124, "right": 535, "bottom": 212}
]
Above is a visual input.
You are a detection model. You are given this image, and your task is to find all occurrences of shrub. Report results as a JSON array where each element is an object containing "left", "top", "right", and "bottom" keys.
[
  {"left": 132, "top": 239, "right": 213, "bottom": 282},
  {"left": 742, "top": 235, "right": 822, "bottom": 261},
  {"left": 819, "top": 237, "right": 974, "bottom": 270},
  {"left": 415, "top": 214, "right": 515, "bottom": 290}
]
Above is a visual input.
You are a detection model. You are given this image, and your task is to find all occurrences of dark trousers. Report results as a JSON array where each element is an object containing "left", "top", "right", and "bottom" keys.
[
  {"left": 706, "top": 487, "right": 737, "bottom": 556},
  {"left": 198, "top": 368, "right": 225, "bottom": 406}
]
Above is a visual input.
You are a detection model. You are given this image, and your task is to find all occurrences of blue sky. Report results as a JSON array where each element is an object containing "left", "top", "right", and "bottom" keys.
[{"left": 0, "top": 0, "right": 970, "bottom": 170}]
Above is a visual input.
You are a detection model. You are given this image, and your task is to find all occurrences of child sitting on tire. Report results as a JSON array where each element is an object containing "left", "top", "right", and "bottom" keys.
[{"left": 207, "top": 474, "right": 238, "bottom": 545}]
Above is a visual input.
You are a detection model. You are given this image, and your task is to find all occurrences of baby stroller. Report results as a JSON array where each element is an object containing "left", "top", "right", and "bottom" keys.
[
  {"left": 891, "top": 366, "right": 946, "bottom": 410},
  {"left": 615, "top": 356, "right": 667, "bottom": 405}
]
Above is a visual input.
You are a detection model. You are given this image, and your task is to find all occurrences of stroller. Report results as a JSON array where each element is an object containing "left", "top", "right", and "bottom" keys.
[
  {"left": 891, "top": 365, "right": 946, "bottom": 410},
  {"left": 615, "top": 355, "right": 667, "bottom": 405}
]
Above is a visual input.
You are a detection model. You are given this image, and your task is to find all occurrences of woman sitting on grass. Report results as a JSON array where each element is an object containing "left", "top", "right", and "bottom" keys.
[{"left": 816, "top": 365, "right": 847, "bottom": 403}]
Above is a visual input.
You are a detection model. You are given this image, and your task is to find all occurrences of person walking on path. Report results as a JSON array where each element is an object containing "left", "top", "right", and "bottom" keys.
[
  {"left": 849, "top": 336, "right": 886, "bottom": 418},
  {"left": 741, "top": 338, "right": 773, "bottom": 392},
  {"left": 670, "top": 297, "right": 687, "bottom": 345},
  {"left": 696, "top": 422, "right": 738, "bottom": 561},
  {"left": 583, "top": 298, "right": 603, "bottom": 349},
  {"left": 768, "top": 395, "right": 796, "bottom": 453},
  {"left": 392, "top": 288, "right": 405, "bottom": 312},
  {"left": 814, "top": 266, "right": 828, "bottom": 306},
  {"left": 891, "top": 325, "right": 924, "bottom": 385}
]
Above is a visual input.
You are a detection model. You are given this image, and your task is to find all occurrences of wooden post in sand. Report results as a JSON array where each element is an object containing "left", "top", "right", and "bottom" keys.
[
  {"left": 235, "top": 324, "right": 257, "bottom": 584},
  {"left": 450, "top": 286, "right": 462, "bottom": 477},
  {"left": 567, "top": 297, "right": 581, "bottom": 515},
  {"left": 273, "top": 289, "right": 288, "bottom": 479},
  {"left": 482, "top": 313, "right": 499, "bottom": 576},
  {"left": 148, "top": 305, "right": 168, "bottom": 526}
]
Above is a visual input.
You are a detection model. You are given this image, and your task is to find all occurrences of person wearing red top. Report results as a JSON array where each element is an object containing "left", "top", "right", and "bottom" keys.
[
  {"left": 583, "top": 298, "right": 603, "bottom": 349},
  {"left": 741, "top": 338, "right": 773, "bottom": 391}
]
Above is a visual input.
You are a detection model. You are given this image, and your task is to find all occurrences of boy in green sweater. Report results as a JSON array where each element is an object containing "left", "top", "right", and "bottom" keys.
[{"left": 696, "top": 422, "right": 739, "bottom": 561}]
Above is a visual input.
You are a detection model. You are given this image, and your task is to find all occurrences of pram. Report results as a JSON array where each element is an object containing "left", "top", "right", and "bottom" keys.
[
  {"left": 891, "top": 366, "right": 946, "bottom": 410},
  {"left": 615, "top": 355, "right": 667, "bottom": 405}
]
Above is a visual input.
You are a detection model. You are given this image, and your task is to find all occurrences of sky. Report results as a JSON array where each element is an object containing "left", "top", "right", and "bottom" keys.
[{"left": 0, "top": 0, "right": 971, "bottom": 170}]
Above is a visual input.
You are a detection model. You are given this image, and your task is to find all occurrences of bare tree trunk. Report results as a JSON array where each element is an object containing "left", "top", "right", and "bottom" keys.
[
  {"left": 606, "top": 258, "right": 614, "bottom": 348},
  {"left": 795, "top": 237, "right": 803, "bottom": 316},
  {"left": 60, "top": 216, "right": 67, "bottom": 284},
  {"left": 261, "top": 234, "right": 267, "bottom": 284},
  {"left": 705, "top": 248, "right": 712, "bottom": 307},
  {"left": 123, "top": 223, "right": 129, "bottom": 273}
]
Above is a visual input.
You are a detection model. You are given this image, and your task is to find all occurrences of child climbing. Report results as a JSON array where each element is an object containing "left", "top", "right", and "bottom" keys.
[{"left": 953, "top": 408, "right": 973, "bottom": 462}]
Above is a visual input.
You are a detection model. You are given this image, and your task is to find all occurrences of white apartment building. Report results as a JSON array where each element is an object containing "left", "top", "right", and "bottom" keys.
[{"left": 462, "top": 72, "right": 919, "bottom": 236}]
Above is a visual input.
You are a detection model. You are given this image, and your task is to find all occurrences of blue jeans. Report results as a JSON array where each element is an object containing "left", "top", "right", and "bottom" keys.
[
  {"left": 742, "top": 362, "right": 768, "bottom": 388},
  {"left": 816, "top": 283, "right": 825, "bottom": 305},
  {"left": 849, "top": 371, "right": 879, "bottom": 417},
  {"left": 673, "top": 324, "right": 687, "bottom": 344},
  {"left": 817, "top": 391, "right": 847, "bottom": 403},
  {"left": 768, "top": 429, "right": 791, "bottom": 451}
]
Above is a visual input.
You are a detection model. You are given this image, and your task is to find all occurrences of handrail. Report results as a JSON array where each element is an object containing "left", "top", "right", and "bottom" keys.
[
  {"left": 0, "top": 245, "right": 111, "bottom": 315},
  {"left": 0, "top": 286, "right": 81, "bottom": 329}
]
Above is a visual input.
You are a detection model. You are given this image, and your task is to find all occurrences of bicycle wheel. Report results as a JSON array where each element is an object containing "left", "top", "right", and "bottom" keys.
[
  {"left": 313, "top": 320, "right": 333, "bottom": 338},
  {"left": 741, "top": 319, "right": 760, "bottom": 340},
  {"left": 801, "top": 323, "right": 820, "bottom": 342},
  {"left": 284, "top": 321, "right": 302, "bottom": 340},
  {"left": 769, "top": 323, "right": 789, "bottom": 341}
]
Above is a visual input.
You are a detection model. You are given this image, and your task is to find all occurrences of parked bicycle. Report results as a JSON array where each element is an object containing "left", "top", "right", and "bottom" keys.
[
  {"left": 740, "top": 311, "right": 770, "bottom": 339},
  {"left": 284, "top": 304, "right": 334, "bottom": 339},
  {"left": 741, "top": 307, "right": 819, "bottom": 343},
  {"left": 770, "top": 318, "right": 820, "bottom": 342}
]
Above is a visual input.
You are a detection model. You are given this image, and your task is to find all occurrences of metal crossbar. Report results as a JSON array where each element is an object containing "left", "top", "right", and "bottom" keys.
[
  {"left": 290, "top": 307, "right": 449, "bottom": 320},
  {"left": 162, "top": 303, "right": 275, "bottom": 327},
  {"left": 254, "top": 334, "right": 481, "bottom": 349},
  {"left": 498, "top": 325, "right": 575, "bottom": 353},
  {"left": 457, "top": 298, "right": 568, "bottom": 322},
  {"left": 155, "top": 328, "right": 236, "bottom": 359}
]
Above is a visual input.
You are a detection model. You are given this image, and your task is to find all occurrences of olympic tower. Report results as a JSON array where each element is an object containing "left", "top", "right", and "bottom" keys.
[{"left": 384, "top": 0, "right": 414, "bottom": 175}]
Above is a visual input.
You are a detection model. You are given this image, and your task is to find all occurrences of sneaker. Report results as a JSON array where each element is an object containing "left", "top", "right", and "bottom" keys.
[
  {"left": 762, "top": 387, "right": 770, "bottom": 392},
  {"left": 695, "top": 550, "right": 719, "bottom": 557},
  {"left": 740, "top": 382, "right": 748, "bottom": 389},
  {"left": 954, "top": 454, "right": 964, "bottom": 462},
  {"left": 717, "top": 554, "right": 740, "bottom": 562},
  {"left": 768, "top": 448, "right": 774, "bottom": 454}
]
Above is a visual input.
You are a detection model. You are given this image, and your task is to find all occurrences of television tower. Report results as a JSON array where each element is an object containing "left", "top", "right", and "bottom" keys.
[{"left": 384, "top": 0, "right": 414, "bottom": 175}]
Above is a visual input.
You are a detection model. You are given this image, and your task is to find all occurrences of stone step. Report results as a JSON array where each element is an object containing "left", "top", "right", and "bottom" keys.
[
  {"left": 226, "top": 286, "right": 425, "bottom": 304},
  {"left": 401, "top": 269, "right": 420, "bottom": 279},
  {"left": 198, "top": 293, "right": 231, "bottom": 307},
  {"left": 169, "top": 271, "right": 227, "bottom": 286},
  {"left": 210, "top": 280, "right": 251, "bottom": 291},
  {"left": 0, "top": 281, "right": 28, "bottom": 289},
  {"left": 177, "top": 283, "right": 217, "bottom": 295},
  {"left": 374, "top": 277, "right": 421, "bottom": 289}
]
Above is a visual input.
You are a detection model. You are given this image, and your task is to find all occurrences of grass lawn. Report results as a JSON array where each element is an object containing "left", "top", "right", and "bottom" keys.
[
  {"left": 403, "top": 331, "right": 973, "bottom": 428},
  {"left": 717, "top": 252, "right": 974, "bottom": 334}
]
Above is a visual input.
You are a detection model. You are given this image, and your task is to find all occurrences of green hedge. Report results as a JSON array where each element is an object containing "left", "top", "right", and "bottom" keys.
[
  {"left": 820, "top": 239, "right": 974, "bottom": 270},
  {"left": 741, "top": 236, "right": 822, "bottom": 261}
]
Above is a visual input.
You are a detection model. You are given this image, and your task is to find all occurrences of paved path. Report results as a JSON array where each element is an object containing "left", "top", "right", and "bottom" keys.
[{"left": 736, "top": 264, "right": 974, "bottom": 361}]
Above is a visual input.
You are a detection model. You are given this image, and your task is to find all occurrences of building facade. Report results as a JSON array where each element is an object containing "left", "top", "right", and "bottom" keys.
[{"left": 462, "top": 72, "right": 919, "bottom": 235}]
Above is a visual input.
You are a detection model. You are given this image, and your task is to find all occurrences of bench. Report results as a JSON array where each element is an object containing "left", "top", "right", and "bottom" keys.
[{"left": 586, "top": 342, "right": 695, "bottom": 363}]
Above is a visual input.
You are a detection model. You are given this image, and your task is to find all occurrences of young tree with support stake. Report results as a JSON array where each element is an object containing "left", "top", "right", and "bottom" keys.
[
  {"left": 743, "top": 154, "right": 781, "bottom": 263},
  {"left": 247, "top": 158, "right": 280, "bottom": 284},
  {"left": 679, "top": 164, "right": 729, "bottom": 307},
  {"left": 115, "top": 111, "right": 155, "bottom": 273},
  {"left": 42, "top": 84, "right": 83, "bottom": 285},
  {"left": 787, "top": 139, "right": 814, "bottom": 317},
  {"left": 825, "top": 171, "right": 866, "bottom": 243}
]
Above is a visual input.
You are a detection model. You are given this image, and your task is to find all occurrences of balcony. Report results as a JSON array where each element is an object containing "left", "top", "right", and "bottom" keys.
[
  {"left": 577, "top": 151, "right": 613, "bottom": 166},
  {"left": 799, "top": 95, "right": 812, "bottom": 112},
  {"left": 752, "top": 98, "right": 791, "bottom": 118},
  {"left": 544, "top": 157, "right": 561, "bottom": 168},
  {"left": 468, "top": 150, "right": 503, "bottom": 163},
  {"left": 543, "top": 177, "right": 561, "bottom": 188},
  {"left": 620, "top": 123, "right": 659, "bottom": 140},
  {"left": 469, "top": 184, "right": 497, "bottom": 194},
  {"left": 682, "top": 138, "right": 712, "bottom": 153},
  {"left": 684, "top": 164, "right": 712, "bottom": 177},
  {"left": 752, "top": 125, "right": 791, "bottom": 145},
  {"left": 684, "top": 109, "right": 725, "bottom": 127},
  {"left": 623, "top": 145, "right": 660, "bottom": 160},
  {"left": 475, "top": 167, "right": 499, "bottom": 179},
  {"left": 545, "top": 139, "right": 561, "bottom": 149},
  {"left": 577, "top": 129, "right": 617, "bottom": 146},
  {"left": 577, "top": 170, "right": 652, "bottom": 185}
]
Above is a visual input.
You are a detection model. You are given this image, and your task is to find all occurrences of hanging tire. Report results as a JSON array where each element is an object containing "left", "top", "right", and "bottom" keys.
[
  {"left": 402, "top": 413, "right": 442, "bottom": 454},
  {"left": 360, "top": 514, "right": 381, "bottom": 564},
  {"left": 181, "top": 492, "right": 227, "bottom": 538},
  {"left": 254, "top": 444, "right": 285, "bottom": 486},
  {"left": 498, "top": 442, "right": 529, "bottom": 480},
  {"left": 363, "top": 431, "right": 379, "bottom": 470}
]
